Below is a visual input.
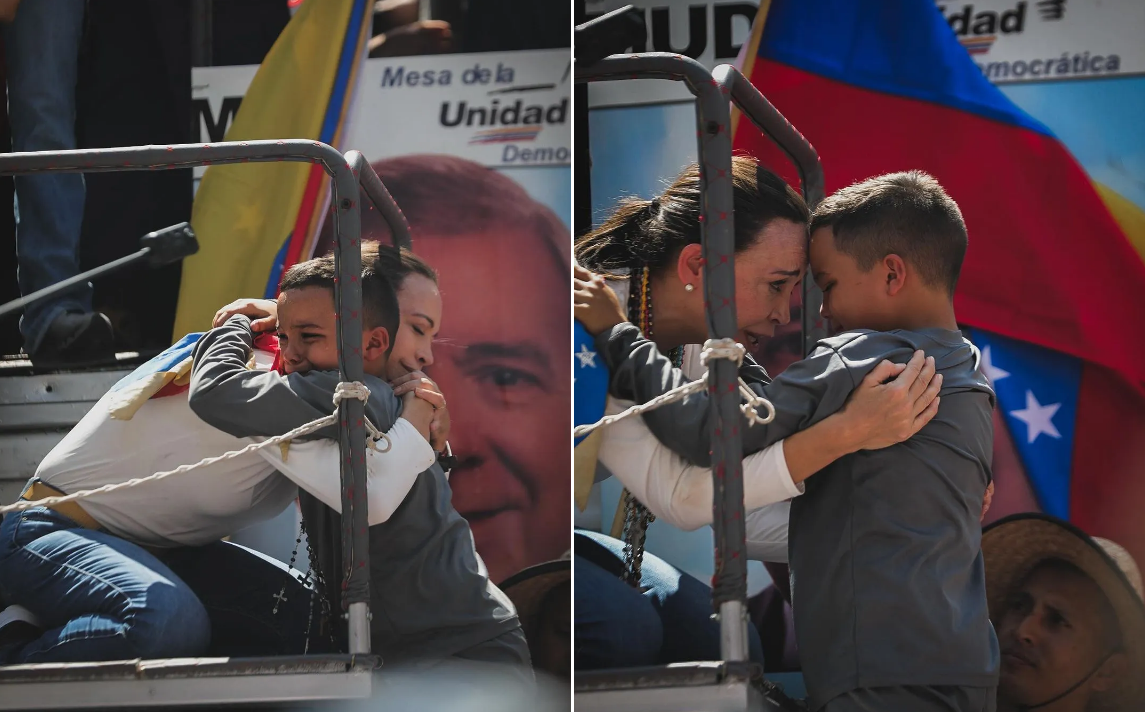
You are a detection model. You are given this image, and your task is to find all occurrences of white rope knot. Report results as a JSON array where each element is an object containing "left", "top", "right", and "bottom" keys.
[
  {"left": 700, "top": 338, "right": 774, "bottom": 426},
  {"left": 700, "top": 338, "right": 745, "bottom": 368},
  {"left": 333, "top": 381, "right": 371, "bottom": 407},
  {"left": 331, "top": 381, "right": 391, "bottom": 453}
]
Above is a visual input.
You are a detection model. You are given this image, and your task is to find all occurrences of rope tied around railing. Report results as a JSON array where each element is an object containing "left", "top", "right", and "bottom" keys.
[
  {"left": 0, "top": 382, "right": 392, "bottom": 517},
  {"left": 572, "top": 337, "right": 776, "bottom": 439}
]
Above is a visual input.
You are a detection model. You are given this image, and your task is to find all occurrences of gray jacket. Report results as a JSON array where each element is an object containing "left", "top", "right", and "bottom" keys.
[
  {"left": 189, "top": 315, "right": 521, "bottom": 661},
  {"left": 597, "top": 323, "right": 999, "bottom": 707}
]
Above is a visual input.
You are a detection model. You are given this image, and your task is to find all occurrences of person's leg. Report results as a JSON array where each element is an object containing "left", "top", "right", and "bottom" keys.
[
  {"left": 575, "top": 530, "right": 765, "bottom": 666},
  {"left": 821, "top": 686, "right": 997, "bottom": 712},
  {"left": 4, "top": 0, "right": 111, "bottom": 360},
  {"left": 573, "top": 532, "right": 662, "bottom": 669},
  {"left": 0, "top": 509, "right": 210, "bottom": 663},
  {"left": 161, "top": 540, "right": 337, "bottom": 657}
]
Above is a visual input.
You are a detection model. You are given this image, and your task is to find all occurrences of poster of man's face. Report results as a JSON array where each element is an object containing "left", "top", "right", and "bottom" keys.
[{"left": 319, "top": 154, "right": 571, "bottom": 585}]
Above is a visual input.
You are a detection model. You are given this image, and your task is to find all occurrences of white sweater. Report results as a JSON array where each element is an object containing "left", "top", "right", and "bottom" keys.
[{"left": 37, "top": 357, "right": 435, "bottom": 548}]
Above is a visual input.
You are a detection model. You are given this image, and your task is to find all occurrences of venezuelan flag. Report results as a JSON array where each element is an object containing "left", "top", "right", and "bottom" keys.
[
  {"left": 106, "top": 332, "right": 282, "bottom": 421},
  {"left": 734, "top": 0, "right": 1145, "bottom": 563},
  {"left": 574, "top": 319, "right": 609, "bottom": 512},
  {"left": 172, "top": 0, "right": 373, "bottom": 340}
]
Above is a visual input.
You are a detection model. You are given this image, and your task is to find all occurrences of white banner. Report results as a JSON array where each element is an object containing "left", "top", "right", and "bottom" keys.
[
  {"left": 584, "top": 0, "right": 759, "bottom": 109},
  {"left": 191, "top": 48, "right": 571, "bottom": 183},
  {"left": 191, "top": 64, "right": 259, "bottom": 186},
  {"left": 348, "top": 49, "right": 570, "bottom": 166},
  {"left": 935, "top": 0, "right": 1145, "bottom": 84}
]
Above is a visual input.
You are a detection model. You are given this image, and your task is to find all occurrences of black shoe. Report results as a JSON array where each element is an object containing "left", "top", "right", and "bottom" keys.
[{"left": 28, "top": 311, "right": 116, "bottom": 369}]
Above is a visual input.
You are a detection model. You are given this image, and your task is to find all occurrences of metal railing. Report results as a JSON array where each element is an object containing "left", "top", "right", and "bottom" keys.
[
  {"left": 0, "top": 139, "right": 410, "bottom": 658},
  {"left": 576, "top": 53, "right": 824, "bottom": 664}
]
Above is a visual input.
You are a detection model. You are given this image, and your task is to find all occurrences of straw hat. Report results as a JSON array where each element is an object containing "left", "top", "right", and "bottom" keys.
[
  {"left": 982, "top": 513, "right": 1145, "bottom": 710},
  {"left": 500, "top": 556, "right": 571, "bottom": 631}
]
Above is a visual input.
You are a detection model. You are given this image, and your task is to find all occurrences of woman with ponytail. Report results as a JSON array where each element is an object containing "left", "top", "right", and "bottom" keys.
[{"left": 573, "top": 156, "right": 942, "bottom": 670}]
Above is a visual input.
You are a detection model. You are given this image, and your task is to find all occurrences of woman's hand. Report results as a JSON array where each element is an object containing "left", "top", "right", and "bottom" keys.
[
  {"left": 837, "top": 350, "right": 942, "bottom": 452},
  {"left": 574, "top": 264, "right": 627, "bottom": 336},
  {"left": 399, "top": 390, "right": 435, "bottom": 442},
  {"left": 392, "top": 370, "right": 449, "bottom": 451},
  {"left": 213, "top": 298, "right": 279, "bottom": 333}
]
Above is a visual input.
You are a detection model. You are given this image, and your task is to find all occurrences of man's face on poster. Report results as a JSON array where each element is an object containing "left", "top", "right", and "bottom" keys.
[{"left": 414, "top": 225, "right": 571, "bottom": 585}]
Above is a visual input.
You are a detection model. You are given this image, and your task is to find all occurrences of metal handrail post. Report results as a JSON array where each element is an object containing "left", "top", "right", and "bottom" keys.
[
  {"left": 577, "top": 53, "right": 750, "bottom": 661},
  {"left": 345, "top": 150, "right": 412, "bottom": 250}
]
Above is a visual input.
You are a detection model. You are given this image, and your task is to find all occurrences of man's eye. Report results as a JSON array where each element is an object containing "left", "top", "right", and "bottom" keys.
[
  {"left": 301, "top": 332, "right": 322, "bottom": 341},
  {"left": 483, "top": 368, "right": 536, "bottom": 388}
]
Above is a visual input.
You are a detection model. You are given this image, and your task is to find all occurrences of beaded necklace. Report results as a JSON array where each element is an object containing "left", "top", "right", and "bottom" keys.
[{"left": 618, "top": 267, "right": 684, "bottom": 588}]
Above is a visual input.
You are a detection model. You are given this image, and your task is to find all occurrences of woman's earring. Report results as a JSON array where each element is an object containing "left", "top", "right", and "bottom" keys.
[{"left": 684, "top": 284, "right": 695, "bottom": 292}]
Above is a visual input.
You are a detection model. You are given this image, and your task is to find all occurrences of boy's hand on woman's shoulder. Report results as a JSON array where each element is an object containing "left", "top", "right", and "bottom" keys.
[{"left": 213, "top": 298, "right": 279, "bottom": 333}]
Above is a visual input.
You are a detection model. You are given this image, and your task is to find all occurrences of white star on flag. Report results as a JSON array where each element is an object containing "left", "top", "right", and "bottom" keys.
[
  {"left": 981, "top": 345, "right": 1010, "bottom": 384},
  {"left": 1009, "top": 390, "right": 1062, "bottom": 444},
  {"left": 576, "top": 344, "right": 598, "bottom": 368}
]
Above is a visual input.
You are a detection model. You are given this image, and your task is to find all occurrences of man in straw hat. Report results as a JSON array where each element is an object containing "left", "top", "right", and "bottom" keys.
[
  {"left": 983, "top": 513, "right": 1144, "bottom": 711},
  {"left": 499, "top": 554, "right": 570, "bottom": 680}
]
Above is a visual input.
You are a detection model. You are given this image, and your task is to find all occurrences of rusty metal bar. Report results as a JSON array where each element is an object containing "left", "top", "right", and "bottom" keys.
[
  {"left": 711, "top": 64, "right": 828, "bottom": 355},
  {"left": 0, "top": 139, "right": 372, "bottom": 655},
  {"left": 577, "top": 52, "right": 750, "bottom": 661},
  {"left": 345, "top": 150, "right": 412, "bottom": 250}
]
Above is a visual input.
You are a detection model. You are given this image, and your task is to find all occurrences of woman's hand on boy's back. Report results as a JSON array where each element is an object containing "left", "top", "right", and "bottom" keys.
[
  {"left": 574, "top": 265, "right": 627, "bottom": 336},
  {"left": 213, "top": 298, "right": 279, "bottom": 333},
  {"left": 392, "top": 370, "right": 450, "bottom": 451},
  {"left": 837, "top": 350, "right": 942, "bottom": 452}
]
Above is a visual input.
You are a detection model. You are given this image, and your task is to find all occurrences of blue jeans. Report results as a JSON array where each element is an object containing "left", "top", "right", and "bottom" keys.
[
  {"left": 574, "top": 530, "right": 765, "bottom": 669},
  {"left": 0, "top": 508, "right": 210, "bottom": 663},
  {"left": 0, "top": 507, "right": 333, "bottom": 663},
  {"left": 3, "top": 0, "right": 89, "bottom": 353}
]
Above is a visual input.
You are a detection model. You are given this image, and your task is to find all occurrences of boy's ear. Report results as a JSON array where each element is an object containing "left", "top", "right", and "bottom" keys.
[
  {"left": 362, "top": 325, "right": 391, "bottom": 362},
  {"left": 883, "top": 254, "right": 908, "bottom": 296},
  {"left": 676, "top": 243, "right": 704, "bottom": 289}
]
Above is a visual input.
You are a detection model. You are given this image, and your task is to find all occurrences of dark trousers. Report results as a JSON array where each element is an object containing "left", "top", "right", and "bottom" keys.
[
  {"left": 574, "top": 530, "right": 765, "bottom": 669},
  {"left": 160, "top": 539, "right": 337, "bottom": 657}
]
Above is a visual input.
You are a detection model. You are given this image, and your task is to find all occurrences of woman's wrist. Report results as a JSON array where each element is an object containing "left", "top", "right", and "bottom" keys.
[{"left": 824, "top": 410, "right": 866, "bottom": 456}]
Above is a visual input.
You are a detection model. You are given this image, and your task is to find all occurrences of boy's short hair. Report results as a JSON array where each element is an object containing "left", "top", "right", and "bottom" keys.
[
  {"left": 279, "top": 249, "right": 401, "bottom": 357},
  {"left": 810, "top": 171, "right": 967, "bottom": 295}
]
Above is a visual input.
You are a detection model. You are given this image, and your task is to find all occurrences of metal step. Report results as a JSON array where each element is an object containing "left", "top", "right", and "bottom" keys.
[
  {"left": 574, "top": 662, "right": 806, "bottom": 712},
  {"left": 0, "top": 654, "right": 377, "bottom": 710},
  {"left": 0, "top": 358, "right": 139, "bottom": 503}
]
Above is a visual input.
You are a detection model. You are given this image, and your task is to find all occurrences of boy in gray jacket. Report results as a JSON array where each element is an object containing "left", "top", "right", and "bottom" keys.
[
  {"left": 591, "top": 171, "right": 998, "bottom": 711},
  {"left": 188, "top": 250, "right": 530, "bottom": 678}
]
